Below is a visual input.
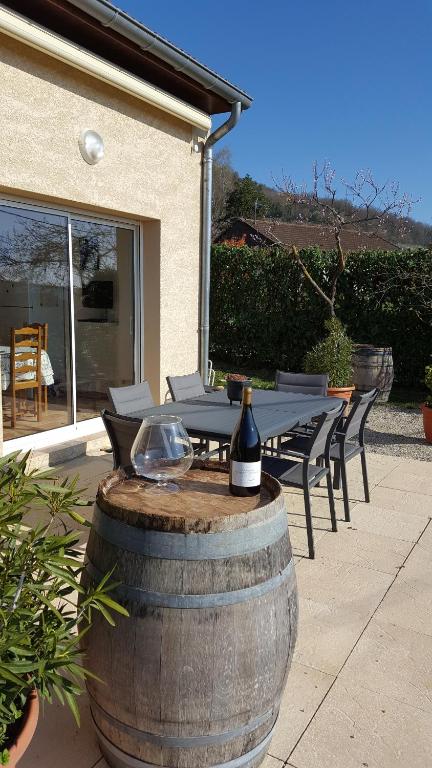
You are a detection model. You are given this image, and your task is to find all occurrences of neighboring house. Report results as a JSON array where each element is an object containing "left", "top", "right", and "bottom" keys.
[
  {"left": 220, "top": 218, "right": 395, "bottom": 251},
  {"left": 0, "top": 0, "right": 251, "bottom": 454}
]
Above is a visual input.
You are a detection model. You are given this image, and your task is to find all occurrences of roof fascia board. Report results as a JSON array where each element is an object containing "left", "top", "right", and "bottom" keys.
[
  {"left": 66, "top": 0, "right": 252, "bottom": 110},
  {"left": 0, "top": 6, "right": 211, "bottom": 130}
]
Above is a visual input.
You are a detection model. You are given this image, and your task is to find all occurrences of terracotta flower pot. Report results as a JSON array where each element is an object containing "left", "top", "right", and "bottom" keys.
[
  {"left": 421, "top": 403, "right": 432, "bottom": 444},
  {"left": 327, "top": 385, "right": 355, "bottom": 402},
  {"left": 327, "top": 385, "right": 355, "bottom": 416},
  {"left": 7, "top": 690, "right": 39, "bottom": 768}
]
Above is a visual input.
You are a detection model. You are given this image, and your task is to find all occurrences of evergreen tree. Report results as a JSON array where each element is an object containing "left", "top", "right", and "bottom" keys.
[{"left": 225, "top": 174, "right": 269, "bottom": 220}]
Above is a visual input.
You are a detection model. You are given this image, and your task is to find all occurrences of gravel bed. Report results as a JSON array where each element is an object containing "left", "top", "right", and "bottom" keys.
[{"left": 365, "top": 404, "right": 431, "bottom": 461}]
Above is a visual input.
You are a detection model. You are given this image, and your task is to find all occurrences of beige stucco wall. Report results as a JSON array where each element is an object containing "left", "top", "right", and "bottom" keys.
[{"left": 0, "top": 31, "right": 205, "bottom": 404}]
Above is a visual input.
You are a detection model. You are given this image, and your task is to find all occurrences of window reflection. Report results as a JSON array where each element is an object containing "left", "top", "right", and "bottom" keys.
[
  {"left": 0, "top": 205, "right": 72, "bottom": 440},
  {"left": 0, "top": 204, "right": 136, "bottom": 440},
  {"left": 71, "top": 219, "right": 135, "bottom": 422}
]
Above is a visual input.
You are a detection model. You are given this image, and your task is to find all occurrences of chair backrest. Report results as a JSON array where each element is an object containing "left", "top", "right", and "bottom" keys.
[
  {"left": 108, "top": 381, "right": 154, "bottom": 416},
  {"left": 101, "top": 410, "right": 142, "bottom": 470},
  {"left": 340, "top": 388, "right": 379, "bottom": 442},
  {"left": 305, "top": 402, "right": 346, "bottom": 461},
  {"left": 275, "top": 370, "right": 328, "bottom": 397},
  {"left": 166, "top": 371, "right": 205, "bottom": 401},
  {"left": 29, "top": 322, "right": 48, "bottom": 351},
  {"left": 10, "top": 325, "right": 42, "bottom": 389}
]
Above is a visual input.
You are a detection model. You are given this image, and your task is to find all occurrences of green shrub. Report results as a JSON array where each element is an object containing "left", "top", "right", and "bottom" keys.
[
  {"left": 304, "top": 317, "right": 353, "bottom": 387},
  {"left": 210, "top": 245, "right": 432, "bottom": 388},
  {"left": 0, "top": 452, "right": 128, "bottom": 761},
  {"left": 425, "top": 366, "right": 432, "bottom": 408}
]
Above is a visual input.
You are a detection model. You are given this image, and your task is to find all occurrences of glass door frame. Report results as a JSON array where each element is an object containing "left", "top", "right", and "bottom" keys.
[{"left": 1, "top": 195, "right": 143, "bottom": 453}]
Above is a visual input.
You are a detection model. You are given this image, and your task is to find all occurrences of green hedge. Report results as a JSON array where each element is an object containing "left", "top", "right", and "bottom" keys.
[{"left": 210, "top": 245, "right": 432, "bottom": 388}]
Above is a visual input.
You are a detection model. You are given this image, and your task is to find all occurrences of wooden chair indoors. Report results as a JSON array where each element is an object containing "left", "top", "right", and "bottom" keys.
[
  {"left": 30, "top": 322, "right": 48, "bottom": 412},
  {"left": 10, "top": 325, "right": 43, "bottom": 428}
]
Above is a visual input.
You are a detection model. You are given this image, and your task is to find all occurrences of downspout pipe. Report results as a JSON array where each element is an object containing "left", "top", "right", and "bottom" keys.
[{"left": 199, "top": 101, "right": 242, "bottom": 383}]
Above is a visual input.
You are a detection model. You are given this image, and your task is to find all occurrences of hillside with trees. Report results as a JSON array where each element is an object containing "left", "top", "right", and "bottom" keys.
[{"left": 212, "top": 150, "right": 432, "bottom": 247}]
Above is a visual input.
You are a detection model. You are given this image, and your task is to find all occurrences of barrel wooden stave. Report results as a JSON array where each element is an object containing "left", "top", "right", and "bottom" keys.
[
  {"left": 352, "top": 345, "right": 394, "bottom": 402},
  {"left": 87, "top": 589, "right": 295, "bottom": 767},
  {"left": 86, "top": 518, "right": 292, "bottom": 596},
  {"left": 83, "top": 468, "right": 297, "bottom": 768},
  {"left": 95, "top": 718, "right": 275, "bottom": 768}
]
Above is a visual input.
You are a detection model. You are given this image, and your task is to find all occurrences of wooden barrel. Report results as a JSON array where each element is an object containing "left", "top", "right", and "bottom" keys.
[
  {"left": 82, "top": 462, "right": 297, "bottom": 768},
  {"left": 352, "top": 345, "right": 394, "bottom": 402}
]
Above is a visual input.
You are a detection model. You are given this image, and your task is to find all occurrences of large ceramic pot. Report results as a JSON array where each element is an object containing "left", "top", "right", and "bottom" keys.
[
  {"left": 7, "top": 690, "right": 39, "bottom": 768},
  {"left": 421, "top": 403, "right": 432, "bottom": 444}
]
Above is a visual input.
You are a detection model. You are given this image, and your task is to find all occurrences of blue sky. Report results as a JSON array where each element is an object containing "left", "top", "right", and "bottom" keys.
[{"left": 120, "top": 0, "right": 431, "bottom": 223}]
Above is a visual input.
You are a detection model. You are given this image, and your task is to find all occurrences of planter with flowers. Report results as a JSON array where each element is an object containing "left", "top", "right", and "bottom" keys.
[
  {"left": 421, "top": 365, "right": 432, "bottom": 444},
  {"left": 226, "top": 373, "right": 252, "bottom": 404},
  {"left": 0, "top": 452, "right": 127, "bottom": 767}
]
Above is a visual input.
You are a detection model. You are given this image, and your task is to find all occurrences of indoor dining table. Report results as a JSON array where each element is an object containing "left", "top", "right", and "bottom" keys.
[
  {"left": 128, "top": 388, "right": 342, "bottom": 445},
  {"left": 0, "top": 346, "right": 54, "bottom": 390}
]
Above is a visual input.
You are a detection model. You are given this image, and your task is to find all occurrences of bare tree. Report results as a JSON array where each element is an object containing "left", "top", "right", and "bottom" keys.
[
  {"left": 266, "top": 161, "right": 417, "bottom": 316},
  {"left": 0, "top": 213, "right": 118, "bottom": 287},
  {"left": 212, "top": 148, "right": 238, "bottom": 238}
]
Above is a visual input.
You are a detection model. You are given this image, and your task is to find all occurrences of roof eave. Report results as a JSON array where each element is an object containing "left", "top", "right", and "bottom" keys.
[{"left": 64, "top": 0, "right": 253, "bottom": 113}]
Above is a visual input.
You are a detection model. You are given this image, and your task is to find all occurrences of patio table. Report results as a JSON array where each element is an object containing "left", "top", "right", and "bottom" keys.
[
  {"left": 0, "top": 346, "right": 54, "bottom": 390},
  {"left": 129, "top": 389, "right": 342, "bottom": 443}
]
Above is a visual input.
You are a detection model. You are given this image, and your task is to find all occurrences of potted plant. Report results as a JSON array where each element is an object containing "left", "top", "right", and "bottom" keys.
[
  {"left": 421, "top": 365, "right": 432, "bottom": 444},
  {"left": 0, "top": 452, "right": 127, "bottom": 767},
  {"left": 225, "top": 373, "right": 252, "bottom": 404},
  {"left": 304, "top": 317, "right": 355, "bottom": 402}
]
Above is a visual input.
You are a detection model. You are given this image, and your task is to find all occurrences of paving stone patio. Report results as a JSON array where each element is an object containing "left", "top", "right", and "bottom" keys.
[{"left": 20, "top": 449, "right": 432, "bottom": 768}]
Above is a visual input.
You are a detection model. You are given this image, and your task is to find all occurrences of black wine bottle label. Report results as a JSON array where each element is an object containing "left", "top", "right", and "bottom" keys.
[{"left": 230, "top": 460, "right": 261, "bottom": 487}]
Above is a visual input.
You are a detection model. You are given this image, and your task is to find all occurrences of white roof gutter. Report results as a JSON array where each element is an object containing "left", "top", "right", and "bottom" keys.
[{"left": 65, "top": 0, "right": 252, "bottom": 111}]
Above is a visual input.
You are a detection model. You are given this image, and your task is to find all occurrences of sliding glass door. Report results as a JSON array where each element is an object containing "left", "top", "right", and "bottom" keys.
[
  {"left": 71, "top": 219, "right": 135, "bottom": 422},
  {"left": 0, "top": 204, "right": 73, "bottom": 440},
  {"left": 0, "top": 200, "right": 138, "bottom": 444}
]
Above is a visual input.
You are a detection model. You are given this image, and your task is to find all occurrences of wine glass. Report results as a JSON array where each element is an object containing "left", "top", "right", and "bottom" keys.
[{"left": 130, "top": 415, "right": 194, "bottom": 493}]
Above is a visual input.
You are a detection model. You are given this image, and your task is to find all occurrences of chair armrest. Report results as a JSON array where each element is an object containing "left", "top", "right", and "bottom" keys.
[
  {"left": 194, "top": 444, "right": 230, "bottom": 461},
  {"left": 278, "top": 447, "right": 309, "bottom": 460}
]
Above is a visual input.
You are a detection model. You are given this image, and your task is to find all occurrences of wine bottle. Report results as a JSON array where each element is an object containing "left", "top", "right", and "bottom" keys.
[{"left": 229, "top": 387, "right": 261, "bottom": 497}]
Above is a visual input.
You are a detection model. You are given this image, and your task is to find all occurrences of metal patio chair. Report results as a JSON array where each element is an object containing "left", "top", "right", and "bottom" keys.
[
  {"left": 275, "top": 370, "right": 329, "bottom": 396},
  {"left": 262, "top": 402, "right": 345, "bottom": 559},
  {"left": 108, "top": 381, "right": 155, "bottom": 416},
  {"left": 101, "top": 409, "right": 223, "bottom": 473},
  {"left": 269, "top": 371, "right": 329, "bottom": 449},
  {"left": 101, "top": 410, "right": 142, "bottom": 472},
  {"left": 330, "top": 388, "right": 379, "bottom": 522},
  {"left": 166, "top": 371, "right": 206, "bottom": 401},
  {"left": 166, "top": 371, "right": 227, "bottom": 458}
]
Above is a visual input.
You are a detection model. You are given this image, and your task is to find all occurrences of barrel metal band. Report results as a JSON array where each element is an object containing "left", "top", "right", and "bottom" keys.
[
  {"left": 90, "top": 693, "right": 275, "bottom": 747},
  {"left": 86, "top": 557, "right": 295, "bottom": 608},
  {"left": 93, "top": 502, "right": 288, "bottom": 560},
  {"left": 94, "top": 718, "right": 275, "bottom": 768}
]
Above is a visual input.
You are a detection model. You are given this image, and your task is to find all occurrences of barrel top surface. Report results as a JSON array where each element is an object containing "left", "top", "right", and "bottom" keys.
[
  {"left": 96, "top": 463, "right": 282, "bottom": 532},
  {"left": 353, "top": 344, "right": 392, "bottom": 354}
]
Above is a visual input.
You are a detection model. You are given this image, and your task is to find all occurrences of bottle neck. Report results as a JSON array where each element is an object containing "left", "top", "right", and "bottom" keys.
[{"left": 242, "top": 387, "right": 252, "bottom": 407}]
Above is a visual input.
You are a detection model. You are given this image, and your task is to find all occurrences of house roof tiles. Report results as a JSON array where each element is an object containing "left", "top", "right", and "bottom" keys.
[{"left": 241, "top": 218, "right": 395, "bottom": 251}]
